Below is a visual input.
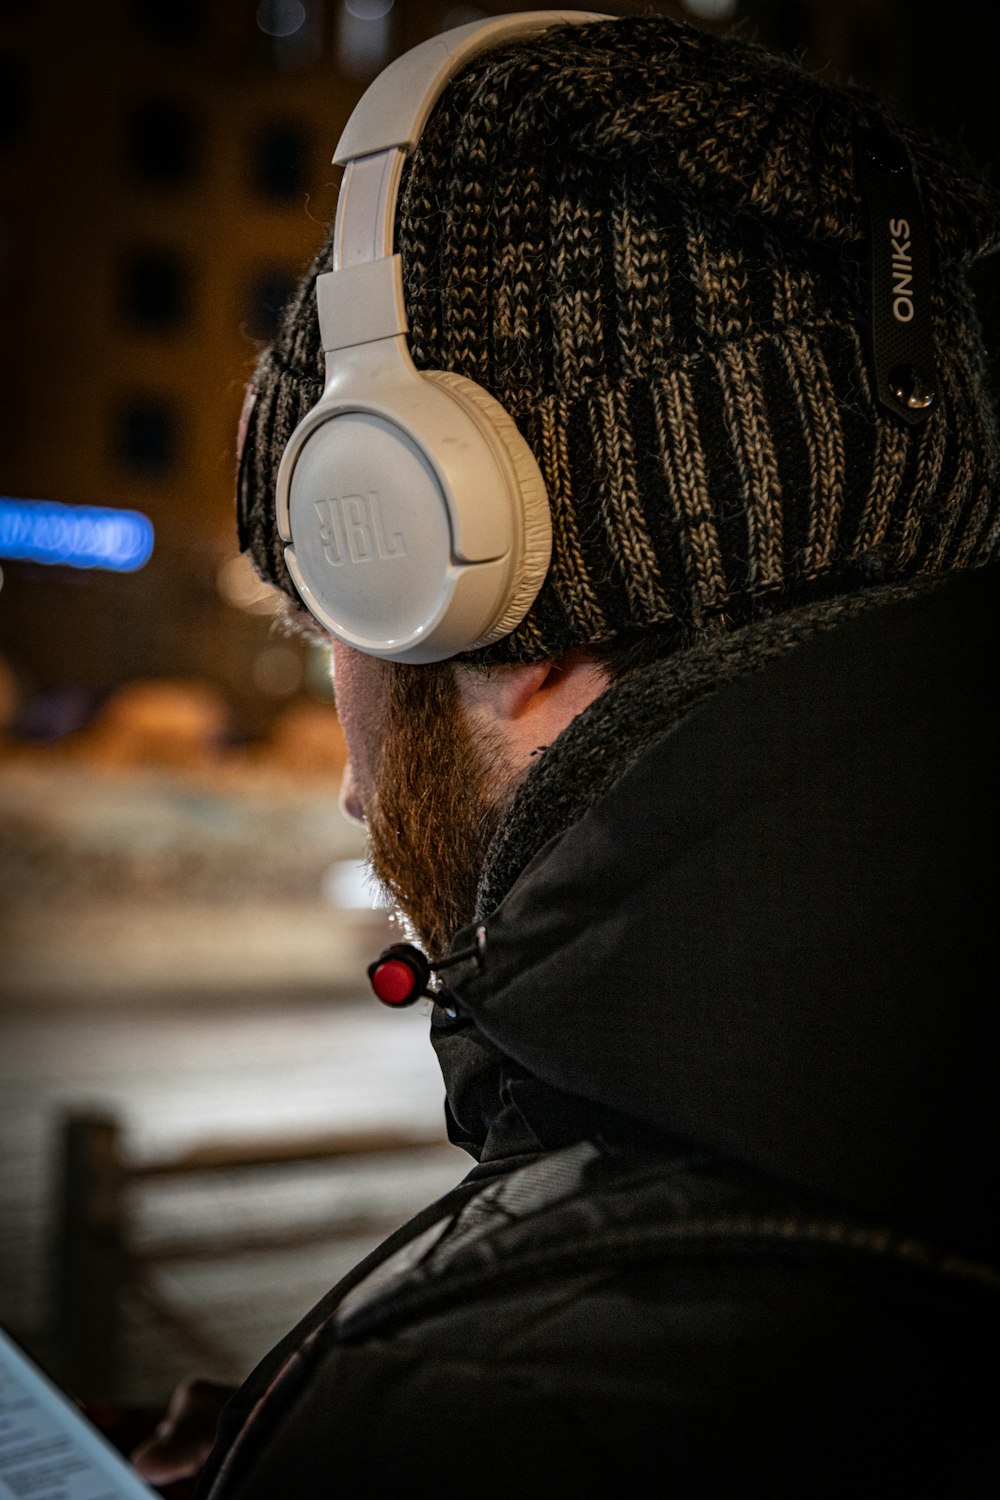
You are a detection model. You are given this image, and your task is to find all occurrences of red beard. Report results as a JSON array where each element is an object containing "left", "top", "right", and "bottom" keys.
[{"left": 366, "top": 662, "right": 515, "bottom": 961}]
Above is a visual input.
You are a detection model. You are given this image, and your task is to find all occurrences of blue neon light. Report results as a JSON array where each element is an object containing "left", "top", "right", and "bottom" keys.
[{"left": 0, "top": 497, "right": 155, "bottom": 572}]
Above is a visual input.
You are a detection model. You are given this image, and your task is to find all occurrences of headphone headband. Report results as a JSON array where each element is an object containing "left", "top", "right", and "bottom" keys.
[
  {"left": 275, "top": 12, "right": 610, "bottom": 664},
  {"left": 334, "top": 11, "right": 607, "bottom": 160},
  {"left": 331, "top": 11, "right": 607, "bottom": 278}
]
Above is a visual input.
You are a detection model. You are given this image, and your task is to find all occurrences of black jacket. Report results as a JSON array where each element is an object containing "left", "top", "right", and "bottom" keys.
[{"left": 198, "top": 570, "right": 999, "bottom": 1499}]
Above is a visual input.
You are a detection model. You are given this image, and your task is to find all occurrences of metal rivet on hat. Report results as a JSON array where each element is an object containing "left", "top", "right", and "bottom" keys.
[{"left": 889, "top": 364, "right": 937, "bottom": 412}]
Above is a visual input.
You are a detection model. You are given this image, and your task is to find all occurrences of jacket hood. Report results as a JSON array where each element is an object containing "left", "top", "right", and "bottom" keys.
[{"left": 434, "top": 567, "right": 999, "bottom": 1261}]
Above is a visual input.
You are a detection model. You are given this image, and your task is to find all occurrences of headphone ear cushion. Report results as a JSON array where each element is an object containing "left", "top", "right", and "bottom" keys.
[{"left": 425, "top": 370, "right": 552, "bottom": 646}]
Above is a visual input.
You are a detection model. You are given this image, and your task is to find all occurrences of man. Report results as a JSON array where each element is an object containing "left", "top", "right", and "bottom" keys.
[{"left": 140, "top": 11, "right": 999, "bottom": 1495}]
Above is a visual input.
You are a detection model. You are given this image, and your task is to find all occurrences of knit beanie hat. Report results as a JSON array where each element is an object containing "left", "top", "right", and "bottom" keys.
[{"left": 237, "top": 14, "right": 1000, "bottom": 664}]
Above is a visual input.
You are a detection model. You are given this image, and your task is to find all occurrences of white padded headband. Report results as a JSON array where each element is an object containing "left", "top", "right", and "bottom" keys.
[{"left": 319, "top": 11, "right": 608, "bottom": 358}]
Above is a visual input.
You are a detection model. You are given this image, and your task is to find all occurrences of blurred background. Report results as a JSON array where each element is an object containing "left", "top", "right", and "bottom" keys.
[{"left": 1, "top": 0, "right": 997, "bottom": 1411}]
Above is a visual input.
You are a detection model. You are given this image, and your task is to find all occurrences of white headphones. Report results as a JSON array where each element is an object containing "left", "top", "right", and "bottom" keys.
[{"left": 274, "top": 11, "right": 607, "bottom": 664}]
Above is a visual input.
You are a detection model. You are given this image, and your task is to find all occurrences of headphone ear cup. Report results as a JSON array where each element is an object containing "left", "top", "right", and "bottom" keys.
[
  {"left": 424, "top": 370, "right": 552, "bottom": 646},
  {"left": 277, "top": 356, "right": 553, "bottom": 662}
]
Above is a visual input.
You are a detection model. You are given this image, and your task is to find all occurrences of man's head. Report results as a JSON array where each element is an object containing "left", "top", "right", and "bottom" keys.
[{"left": 237, "top": 14, "right": 1000, "bottom": 949}]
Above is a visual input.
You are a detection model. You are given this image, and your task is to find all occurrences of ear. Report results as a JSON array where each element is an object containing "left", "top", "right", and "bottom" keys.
[
  {"left": 455, "top": 653, "right": 610, "bottom": 776},
  {"left": 456, "top": 660, "right": 550, "bottom": 723}
]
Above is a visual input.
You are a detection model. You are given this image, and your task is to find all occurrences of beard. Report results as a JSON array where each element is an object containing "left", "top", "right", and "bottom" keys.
[{"left": 366, "top": 662, "right": 516, "bottom": 961}]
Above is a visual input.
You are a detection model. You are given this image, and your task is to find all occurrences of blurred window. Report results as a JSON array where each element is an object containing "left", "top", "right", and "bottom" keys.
[
  {"left": 114, "top": 395, "right": 180, "bottom": 477},
  {"left": 256, "top": 0, "right": 323, "bottom": 70},
  {"left": 125, "top": 98, "right": 201, "bottom": 189},
  {"left": 337, "top": 0, "right": 395, "bottom": 79},
  {"left": 257, "top": 0, "right": 308, "bottom": 37},
  {"left": 245, "top": 267, "right": 299, "bottom": 341},
  {"left": 127, "top": 0, "right": 206, "bottom": 50},
  {"left": 119, "top": 247, "right": 192, "bottom": 333},
  {"left": 250, "top": 120, "right": 311, "bottom": 203},
  {"left": 118, "top": 247, "right": 193, "bottom": 333},
  {"left": 0, "top": 57, "right": 27, "bottom": 148}
]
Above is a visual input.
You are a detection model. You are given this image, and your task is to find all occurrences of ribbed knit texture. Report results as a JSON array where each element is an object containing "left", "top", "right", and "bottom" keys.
[{"left": 237, "top": 15, "right": 1000, "bottom": 662}]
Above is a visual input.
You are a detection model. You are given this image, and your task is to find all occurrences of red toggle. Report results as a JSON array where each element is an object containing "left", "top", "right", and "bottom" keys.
[
  {"left": 368, "top": 952, "right": 427, "bottom": 1006},
  {"left": 370, "top": 958, "right": 421, "bottom": 1005}
]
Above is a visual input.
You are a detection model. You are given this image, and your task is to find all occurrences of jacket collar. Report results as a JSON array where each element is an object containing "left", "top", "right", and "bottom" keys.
[{"left": 433, "top": 567, "right": 1000, "bottom": 1259}]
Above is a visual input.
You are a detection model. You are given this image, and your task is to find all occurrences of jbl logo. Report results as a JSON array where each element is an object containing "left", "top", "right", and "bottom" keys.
[{"left": 314, "top": 493, "right": 406, "bottom": 566}]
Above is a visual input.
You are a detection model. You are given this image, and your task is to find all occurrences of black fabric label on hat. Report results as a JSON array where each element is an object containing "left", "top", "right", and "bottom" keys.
[{"left": 856, "top": 125, "right": 937, "bottom": 426}]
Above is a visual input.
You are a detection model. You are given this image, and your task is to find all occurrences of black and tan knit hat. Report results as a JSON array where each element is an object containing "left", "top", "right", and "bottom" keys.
[{"left": 237, "top": 14, "right": 1000, "bottom": 663}]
